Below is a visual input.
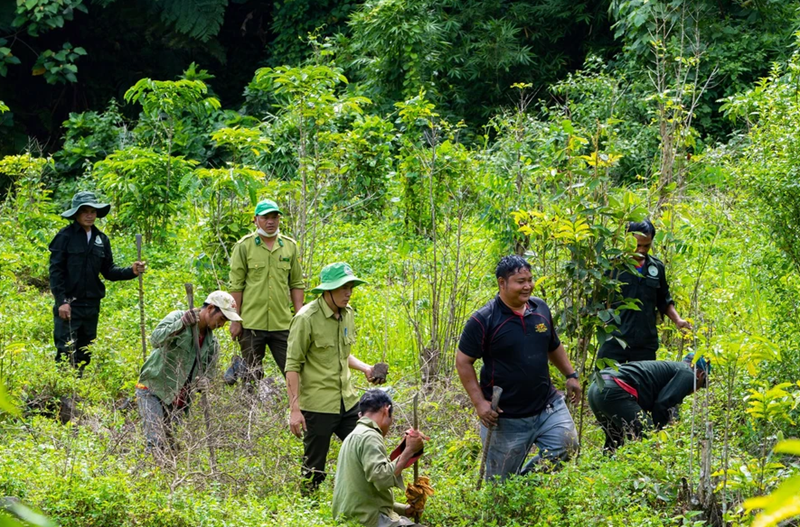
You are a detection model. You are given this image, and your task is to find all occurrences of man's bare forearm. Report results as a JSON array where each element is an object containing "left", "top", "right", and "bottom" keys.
[
  {"left": 456, "top": 351, "right": 485, "bottom": 407},
  {"left": 286, "top": 371, "right": 301, "bottom": 411}
]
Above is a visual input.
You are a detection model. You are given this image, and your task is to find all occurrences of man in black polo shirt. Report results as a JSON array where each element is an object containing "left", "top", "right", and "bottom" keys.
[
  {"left": 49, "top": 191, "right": 145, "bottom": 373},
  {"left": 598, "top": 220, "right": 691, "bottom": 364},
  {"left": 456, "top": 255, "right": 581, "bottom": 481}
]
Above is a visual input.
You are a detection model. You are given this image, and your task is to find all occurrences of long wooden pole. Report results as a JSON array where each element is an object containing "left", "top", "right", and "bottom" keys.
[
  {"left": 412, "top": 393, "right": 420, "bottom": 524},
  {"left": 136, "top": 234, "right": 146, "bottom": 362},
  {"left": 185, "top": 283, "right": 217, "bottom": 473},
  {"left": 477, "top": 386, "right": 503, "bottom": 490}
]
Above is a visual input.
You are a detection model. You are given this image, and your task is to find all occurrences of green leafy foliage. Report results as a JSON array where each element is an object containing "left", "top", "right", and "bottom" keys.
[
  {"left": 2, "top": 23, "right": 800, "bottom": 527},
  {"left": 95, "top": 147, "right": 197, "bottom": 240},
  {"left": 149, "top": 0, "right": 227, "bottom": 42},
  {"left": 13, "top": 0, "right": 88, "bottom": 37},
  {"left": 31, "top": 42, "right": 86, "bottom": 84}
]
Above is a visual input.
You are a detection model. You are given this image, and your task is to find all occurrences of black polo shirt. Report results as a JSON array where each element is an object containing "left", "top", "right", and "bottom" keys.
[{"left": 458, "top": 295, "right": 560, "bottom": 418}]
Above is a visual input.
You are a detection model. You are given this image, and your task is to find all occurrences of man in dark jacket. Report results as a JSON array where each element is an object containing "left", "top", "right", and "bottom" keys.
[
  {"left": 598, "top": 220, "right": 691, "bottom": 364},
  {"left": 587, "top": 354, "right": 710, "bottom": 452},
  {"left": 48, "top": 191, "right": 145, "bottom": 372}
]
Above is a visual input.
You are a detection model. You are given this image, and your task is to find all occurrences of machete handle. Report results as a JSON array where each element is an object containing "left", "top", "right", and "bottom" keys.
[
  {"left": 490, "top": 385, "right": 503, "bottom": 412},
  {"left": 185, "top": 283, "right": 194, "bottom": 309}
]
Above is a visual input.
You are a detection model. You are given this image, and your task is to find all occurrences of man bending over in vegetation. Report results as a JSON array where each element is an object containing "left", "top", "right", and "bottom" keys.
[
  {"left": 285, "top": 262, "right": 386, "bottom": 493},
  {"left": 135, "top": 291, "right": 241, "bottom": 454},
  {"left": 456, "top": 255, "right": 581, "bottom": 481},
  {"left": 587, "top": 354, "right": 710, "bottom": 453},
  {"left": 597, "top": 219, "right": 691, "bottom": 364},
  {"left": 49, "top": 191, "right": 145, "bottom": 374},
  {"left": 225, "top": 198, "right": 305, "bottom": 388},
  {"left": 333, "top": 389, "right": 428, "bottom": 527}
]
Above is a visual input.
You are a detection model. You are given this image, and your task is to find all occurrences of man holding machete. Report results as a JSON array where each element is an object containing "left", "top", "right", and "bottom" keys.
[
  {"left": 48, "top": 191, "right": 146, "bottom": 373},
  {"left": 456, "top": 255, "right": 581, "bottom": 482},
  {"left": 135, "top": 291, "right": 240, "bottom": 454}
]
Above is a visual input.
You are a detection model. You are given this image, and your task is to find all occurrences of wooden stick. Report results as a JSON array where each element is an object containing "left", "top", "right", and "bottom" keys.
[
  {"left": 185, "top": 283, "right": 217, "bottom": 473},
  {"left": 477, "top": 386, "right": 503, "bottom": 490},
  {"left": 412, "top": 392, "right": 420, "bottom": 523},
  {"left": 136, "top": 234, "right": 146, "bottom": 362}
]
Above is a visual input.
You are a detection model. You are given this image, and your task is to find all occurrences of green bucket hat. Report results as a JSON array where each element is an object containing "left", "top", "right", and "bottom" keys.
[
  {"left": 255, "top": 199, "right": 283, "bottom": 216},
  {"left": 310, "top": 262, "right": 368, "bottom": 294},
  {"left": 61, "top": 191, "right": 111, "bottom": 219}
]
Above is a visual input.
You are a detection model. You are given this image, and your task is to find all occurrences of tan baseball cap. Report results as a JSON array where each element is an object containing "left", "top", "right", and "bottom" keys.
[{"left": 204, "top": 291, "right": 242, "bottom": 322}]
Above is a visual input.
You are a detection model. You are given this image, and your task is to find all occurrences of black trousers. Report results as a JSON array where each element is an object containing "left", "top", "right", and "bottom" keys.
[
  {"left": 239, "top": 329, "right": 289, "bottom": 380},
  {"left": 587, "top": 380, "right": 652, "bottom": 452},
  {"left": 301, "top": 400, "right": 359, "bottom": 490},
  {"left": 53, "top": 303, "right": 100, "bottom": 373}
]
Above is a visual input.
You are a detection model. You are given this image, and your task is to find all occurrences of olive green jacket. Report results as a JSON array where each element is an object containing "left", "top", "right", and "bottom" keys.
[
  {"left": 138, "top": 310, "right": 219, "bottom": 404},
  {"left": 229, "top": 232, "right": 304, "bottom": 331},
  {"left": 332, "top": 417, "right": 405, "bottom": 527},
  {"left": 285, "top": 297, "right": 359, "bottom": 414}
]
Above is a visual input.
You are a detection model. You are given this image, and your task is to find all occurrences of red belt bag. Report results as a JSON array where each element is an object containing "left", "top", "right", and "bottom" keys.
[{"left": 603, "top": 374, "right": 639, "bottom": 401}]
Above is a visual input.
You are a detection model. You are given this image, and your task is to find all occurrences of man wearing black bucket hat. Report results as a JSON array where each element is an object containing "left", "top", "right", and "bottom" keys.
[{"left": 49, "top": 191, "right": 146, "bottom": 372}]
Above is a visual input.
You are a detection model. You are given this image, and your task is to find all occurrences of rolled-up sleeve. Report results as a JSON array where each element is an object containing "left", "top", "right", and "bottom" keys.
[
  {"left": 285, "top": 314, "right": 311, "bottom": 373},
  {"left": 362, "top": 434, "right": 404, "bottom": 491}
]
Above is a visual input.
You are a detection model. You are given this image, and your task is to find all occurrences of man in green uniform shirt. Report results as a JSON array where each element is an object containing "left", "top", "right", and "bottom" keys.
[
  {"left": 333, "top": 389, "right": 427, "bottom": 527},
  {"left": 285, "top": 262, "right": 384, "bottom": 492},
  {"left": 587, "top": 354, "right": 710, "bottom": 452},
  {"left": 136, "top": 291, "right": 241, "bottom": 453},
  {"left": 227, "top": 199, "right": 305, "bottom": 385}
]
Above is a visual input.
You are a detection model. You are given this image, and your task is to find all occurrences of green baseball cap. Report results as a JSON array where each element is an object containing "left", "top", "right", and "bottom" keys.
[
  {"left": 61, "top": 191, "right": 111, "bottom": 219},
  {"left": 310, "top": 262, "right": 368, "bottom": 294},
  {"left": 255, "top": 199, "right": 282, "bottom": 216}
]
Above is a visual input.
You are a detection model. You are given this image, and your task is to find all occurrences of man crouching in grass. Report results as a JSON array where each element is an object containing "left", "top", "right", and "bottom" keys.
[
  {"left": 135, "top": 291, "right": 241, "bottom": 455},
  {"left": 333, "top": 389, "right": 428, "bottom": 527}
]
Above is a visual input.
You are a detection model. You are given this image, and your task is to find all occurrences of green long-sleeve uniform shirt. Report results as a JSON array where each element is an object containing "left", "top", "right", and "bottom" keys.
[
  {"left": 138, "top": 310, "right": 219, "bottom": 404},
  {"left": 229, "top": 232, "right": 304, "bottom": 331},
  {"left": 332, "top": 417, "right": 405, "bottom": 527},
  {"left": 599, "top": 360, "right": 695, "bottom": 428},
  {"left": 284, "top": 297, "right": 359, "bottom": 414}
]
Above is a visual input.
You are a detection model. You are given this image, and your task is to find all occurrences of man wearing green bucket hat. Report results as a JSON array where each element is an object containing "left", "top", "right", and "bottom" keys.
[
  {"left": 226, "top": 198, "right": 305, "bottom": 387},
  {"left": 49, "top": 191, "right": 146, "bottom": 372},
  {"left": 285, "top": 262, "right": 386, "bottom": 493}
]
